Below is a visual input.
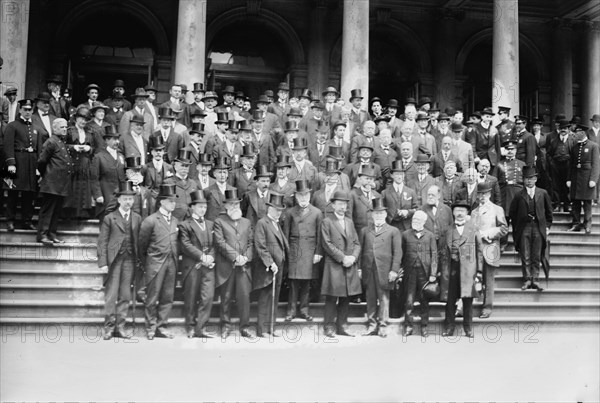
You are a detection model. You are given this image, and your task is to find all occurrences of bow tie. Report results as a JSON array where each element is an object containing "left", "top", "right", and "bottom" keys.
[
  {"left": 195, "top": 217, "right": 205, "bottom": 224},
  {"left": 455, "top": 223, "right": 465, "bottom": 227},
  {"left": 382, "top": 146, "right": 390, "bottom": 150},
  {"left": 41, "top": 113, "right": 49, "bottom": 116}
]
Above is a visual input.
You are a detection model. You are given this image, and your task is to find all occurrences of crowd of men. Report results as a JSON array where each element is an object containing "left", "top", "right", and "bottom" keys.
[{"left": 1, "top": 76, "right": 599, "bottom": 341}]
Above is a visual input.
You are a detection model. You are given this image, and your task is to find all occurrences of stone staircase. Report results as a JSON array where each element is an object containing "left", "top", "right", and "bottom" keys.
[{"left": 1, "top": 209, "right": 599, "bottom": 328}]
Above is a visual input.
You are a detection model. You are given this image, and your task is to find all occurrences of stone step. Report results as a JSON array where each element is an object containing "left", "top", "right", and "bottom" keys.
[
  {"left": 496, "top": 263, "right": 599, "bottom": 276},
  {"left": 0, "top": 259, "right": 98, "bottom": 272},
  {"left": 0, "top": 269, "right": 105, "bottom": 286},
  {"left": 499, "top": 251, "right": 600, "bottom": 265},
  {"left": 0, "top": 284, "right": 104, "bottom": 301},
  {"left": 0, "top": 219, "right": 100, "bottom": 233},
  {"left": 0, "top": 242, "right": 98, "bottom": 262},
  {"left": 0, "top": 229, "right": 99, "bottom": 243},
  {"left": 494, "top": 288, "right": 600, "bottom": 302},
  {"left": 495, "top": 275, "right": 600, "bottom": 289},
  {"left": 504, "top": 241, "right": 599, "bottom": 253},
  {"left": 544, "top": 231, "right": 600, "bottom": 243}
]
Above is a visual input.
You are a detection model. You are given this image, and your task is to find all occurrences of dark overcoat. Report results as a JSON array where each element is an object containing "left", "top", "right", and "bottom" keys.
[
  {"left": 252, "top": 216, "right": 289, "bottom": 290},
  {"left": 138, "top": 212, "right": 179, "bottom": 281},
  {"left": 359, "top": 223, "right": 402, "bottom": 290},
  {"left": 568, "top": 140, "right": 600, "bottom": 200},
  {"left": 37, "top": 135, "right": 74, "bottom": 196},
  {"left": 281, "top": 204, "right": 323, "bottom": 279},
  {"left": 212, "top": 213, "right": 254, "bottom": 288}
]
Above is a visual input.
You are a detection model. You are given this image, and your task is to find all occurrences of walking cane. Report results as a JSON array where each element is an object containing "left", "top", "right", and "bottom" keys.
[{"left": 270, "top": 270, "right": 276, "bottom": 335}]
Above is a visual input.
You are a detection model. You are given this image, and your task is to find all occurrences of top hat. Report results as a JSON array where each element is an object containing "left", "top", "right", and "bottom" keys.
[
  {"left": 85, "top": 83, "right": 100, "bottom": 92},
  {"left": 264, "top": 90, "right": 274, "bottom": 98},
  {"left": 322, "top": 86, "right": 340, "bottom": 96},
  {"left": 298, "top": 89, "right": 313, "bottom": 100},
  {"left": 415, "top": 154, "right": 431, "bottom": 164},
  {"left": 554, "top": 113, "right": 567, "bottom": 122},
  {"left": 358, "top": 165, "right": 376, "bottom": 178},
  {"left": 189, "top": 122, "right": 205, "bottom": 136},
  {"left": 112, "top": 93, "right": 125, "bottom": 100},
  {"left": 287, "top": 107, "right": 303, "bottom": 117},
  {"left": 192, "top": 82, "right": 205, "bottom": 92},
  {"left": 387, "top": 99, "right": 399, "bottom": 108},
  {"left": 266, "top": 192, "right": 286, "bottom": 210},
  {"left": 450, "top": 122, "right": 464, "bottom": 132},
  {"left": 330, "top": 190, "right": 350, "bottom": 202},
  {"left": 497, "top": 106, "right": 511, "bottom": 113},
  {"left": 46, "top": 75, "right": 64, "bottom": 84},
  {"left": 3, "top": 87, "right": 17, "bottom": 96},
  {"left": 251, "top": 110, "right": 265, "bottom": 122},
  {"left": 391, "top": 160, "right": 405, "bottom": 172},
  {"left": 477, "top": 182, "right": 493, "bottom": 193},
  {"left": 125, "top": 156, "right": 142, "bottom": 169},
  {"left": 514, "top": 115, "right": 529, "bottom": 123},
  {"left": 558, "top": 120, "right": 570, "bottom": 129},
  {"left": 254, "top": 165, "right": 273, "bottom": 180},
  {"left": 188, "top": 190, "right": 207, "bottom": 205},
  {"left": 213, "top": 156, "right": 231, "bottom": 170},
  {"left": 112, "top": 79, "right": 125, "bottom": 88},
  {"left": 117, "top": 181, "right": 137, "bottom": 196},
  {"left": 371, "top": 197, "right": 386, "bottom": 211},
  {"left": 523, "top": 165, "right": 537, "bottom": 178},
  {"left": 327, "top": 146, "right": 344, "bottom": 160},
  {"left": 451, "top": 199, "right": 471, "bottom": 212},
  {"left": 17, "top": 99, "right": 34, "bottom": 109},
  {"left": 174, "top": 149, "right": 192, "bottom": 165},
  {"left": 34, "top": 92, "right": 52, "bottom": 103},
  {"left": 570, "top": 116, "right": 581, "bottom": 125},
  {"left": 197, "top": 153, "right": 213, "bottom": 165},
  {"left": 291, "top": 138, "right": 308, "bottom": 150},
  {"left": 227, "top": 120, "right": 239, "bottom": 133},
  {"left": 241, "top": 143, "right": 256, "bottom": 158},
  {"left": 405, "top": 97, "right": 417, "bottom": 105},
  {"left": 222, "top": 85, "right": 235, "bottom": 94},
  {"left": 575, "top": 124, "right": 589, "bottom": 132},
  {"left": 502, "top": 139, "right": 518, "bottom": 148},
  {"left": 150, "top": 135, "right": 166, "bottom": 150},
  {"left": 255, "top": 95, "right": 270, "bottom": 104},
  {"left": 278, "top": 82, "right": 290, "bottom": 92},
  {"left": 416, "top": 111, "right": 429, "bottom": 121},
  {"left": 103, "top": 125, "right": 119, "bottom": 138},
  {"left": 418, "top": 97, "right": 432, "bottom": 107},
  {"left": 130, "top": 114, "right": 145, "bottom": 125},
  {"left": 215, "top": 112, "right": 229, "bottom": 124},
  {"left": 285, "top": 121, "right": 299, "bottom": 132},
  {"left": 157, "top": 184, "right": 177, "bottom": 200},
  {"left": 158, "top": 107, "right": 176, "bottom": 119},
  {"left": 238, "top": 120, "right": 253, "bottom": 132},
  {"left": 224, "top": 189, "right": 241, "bottom": 202},
  {"left": 531, "top": 116, "right": 544, "bottom": 125},
  {"left": 349, "top": 89, "right": 363, "bottom": 101},
  {"left": 131, "top": 88, "right": 149, "bottom": 99},
  {"left": 324, "top": 160, "right": 341, "bottom": 175},
  {"left": 202, "top": 91, "right": 219, "bottom": 101},
  {"left": 317, "top": 120, "right": 330, "bottom": 133},
  {"left": 276, "top": 155, "right": 292, "bottom": 168},
  {"left": 332, "top": 120, "right": 347, "bottom": 130},
  {"left": 311, "top": 101, "right": 325, "bottom": 110},
  {"left": 295, "top": 180, "right": 312, "bottom": 194},
  {"left": 481, "top": 107, "right": 495, "bottom": 116},
  {"left": 144, "top": 84, "right": 157, "bottom": 93}
]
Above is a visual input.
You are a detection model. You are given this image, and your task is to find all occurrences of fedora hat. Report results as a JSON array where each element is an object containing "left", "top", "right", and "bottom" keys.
[
  {"left": 174, "top": 149, "right": 192, "bottom": 165},
  {"left": 349, "top": 89, "right": 363, "bottom": 101},
  {"left": 371, "top": 197, "right": 386, "bottom": 211},
  {"left": 295, "top": 180, "right": 312, "bottom": 194},
  {"left": 238, "top": 119, "right": 253, "bottom": 132},
  {"left": 241, "top": 143, "right": 256, "bottom": 158},
  {"left": 415, "top": 154, "right": 431, "bottom": 164},
  {"left": 215, "top": 112, "right": 229, "bottom": 124},
  {"left": 451, "top": 199, "right": 471, "bottom": 212},
  {"left": 266, "top": 192, "right": 286, "bottom": 210},
  {"left": 224, "top": 189, "right": 241, "bottom": 202},
  {"left": 497, "top": 106, "right": 511, "bottom": 113},
  {"left": 129, "top": 114, "right": 145, "bottom": 125},
  {"left": 277, "top": 82, "right": 290, "bottom": 91},
  {"left": 311, "top": 100, "right": 325, "bottom": 110},
  {"left": 416, "top": 111, "right": 429, "bottom": 121},
  {"left": 287, "top": 107, "right": 303, "bottom": 117},
  {"left": 327, "top": 145, "right": 344, "bottom": 160},
  {"left": 254, "top": 165, "right": 273, "bottom": 180},
  {"left": 284, "top": 121, "right": 299, "bottom": 132},
  {"left": 131, "top": 88, "right": 149, "bottom": 99},
  {"left": 189, "top": 122, "right": 205, "bottom": 136},
  {"left": 387, "top": 99, "right": 399, "bottom": 108},
  {"left": 476, "top": 182, "right": 493, "bottom": 193},
  {"left": 188, "top": 190, "right": 207, "bottom": 205},
  {"left": 575, "top": 124, "right": 589, "bottom": 132},
  {"left": 255, "top": 94, "right": 270, "bottom": 104},
  {"left": 34, "top": 92, "right": 52, "bottom": 103},
  {"left": 202, "top": 91, "right": 218, "bottom": 101},
  {"left": 469, "top": 111, "right": 482, "bottom": 119},
  {"left": 117, "top": 181, "right": 137, "bottom": 196},
  {"left": 197, "top": 153, "right": 213, "bottom": 165},
  {"left": 192, "top": 82, "right": 204, "bottom": 92},
  {"left": 150, "top": 135, "right": 166, "bottom": 150},
  {"left": 322, "top": 86, "right": 340, "bottom": 96},
  {"left": 276, "top": 155, "right": 292, "bottom": 168},
  {"left": 481, "top": 107, "right": 495, "bottom": 116},
  {"left": 330, "top": 190, "right": 350, "bottom": 202},
  {"left": 251, "top": 110, "right": 265, "bottom": 122},
  {"left": 558, "top": 120, "right": 570, "bottom": 129},
  {"left": 158, "top": 184, "right": 177, "bottom": 200},
  {"left": 324, "top": 160, "right": 341, "bottom": 175},
  {"left": 418, "top": 96, "right": 432, "bottom": 107},
  {"left": 144, "top": 84, "right": 157, "bottom": 93},
  {"left": 222, "top": 85, "right": 235, "bottom": 94},
  {"left": 523, "top": 165, "right": 537, "bottom": 178},
  {"left": 125, "top": 156, "right": 143, "bottom": 170},
  {"left": 292, "top": 138, "right": 308, "bottom": 150},
  {"left": 112, "top": 79, "right": 125, "bottom": 88},
  {"left": 158, "top": 107, "right": 176, "bottom": 119},
  {"left": 298, "top": 89, "right": 313, "bottom": 100},
  {"left": 103, "top": 125, "right": 119, "bottom": 138},
  {"left": 438, "top": 112, "right": 450, "bottom": 121},
  {"left": 590, "top": 114, "right": 600, "bottom": 123},
  {"left": 85, "top": 83, "right": 100, "bottom": 92},
  {"left": 405, "top": 97, "right": 417, "bottom": 105}
]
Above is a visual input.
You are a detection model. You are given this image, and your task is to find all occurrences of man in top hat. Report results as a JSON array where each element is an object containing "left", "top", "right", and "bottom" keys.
[
  {"left": 440, "top": 200, "right": 483, "bottom": 338},
  {"left": 143, "top": 135, "right": 174, "bottom": 210},
  {"left": 299, "top": 100, "right": 326, "bottom": 144},
  {"left": 213, "top": 120, "right": 243, "bottom": 169},
  {"left": 184, "top": 122, "right": 205, "bottom": 180},
  {"left": 567, "top": 125, "right": 599, "bottom": 234},
  {"left": 46, "top": 76, "right": 68, "bottom": 120},
  {"left": 228, "top": 143, "right": 257, "bottom": 195},
  {"left": 348, "top": 89, "right": 369, "bottom": 132},
  {"left": 429, "top": 136, "right": 463, "bottom": 178},
  {"left": 467, "top": 107, "right": 500, "bottom": 171},
  {"left": 435, "top": 160, "right": 466, "bottom": 207},
  {"left": 106, "top": 156, "right": 153, "bottom": 220},
  {"left": 406, "top": 154, "right": 436, "bottom": 206},
  {"left": 287, "top": 137, "right": 318, "bottom": 187},
  {"left": 103, "top": 79, "right": 132, "bottom": 111},
  {"left": 588, "top": 114, "right": 600, "bottom": 144},
  {"left": 497, "top": 139, "right": 526, "bottom": 249},
  {"left": 150, "top": 107, "right": 184, "bottom": 164},
  {"left": 320, "top": 190, "right": 362, "bottom": 338},
  {"left": 119, "top": 88, "right": 154, "bottom": 140},
  {"left": 449, "top": 122, "right": 474, "bottom": 170},
  {"left": 255, "top": 95, "right": 283, "bottom": 145},
  {"left": 282, "top": 180, "right": 323, "bottom": 321},
  {"left": 242, "top": 165, "right": 273, "bottom": 226},
  {"left": 119, "top": 114, "right": 148, "bottom": 162},
  {"left": 3, "top": 99, "right": 42, "bottom": 231},
  {"left": 193, "top": 153, "right": 215, "bottom": 191},
  {"left": 268, "top": 82, "right": 291, "bottom": 127},
  {"left": 203, "top": 111, "right": 229, "bottom": 158},
  {"left": 348, "top": 165, "right": 381, "bottom": 235},
  {"left": 163, "top": 149, "right": 198, "bottom": 221},
  {"left": 91, "top": 126, "right": 126, "bottom": 222},
  {"left": 430, "top": 112, "right": 452, "bottom": 152},
  {"left": 344, "top": 143, "right": 383, "bottom": 191},
  {"left": 3, "top": 86, "right": 18, "bottom": 123},
  {"left": 312, "top": 161, "right": 348, "bottom": 216},
  {"left": 314, "top": 146, "right": 352, "bottom": 191},
  {"left": 382, "top": 161, "right": 418, "bottom": 232},
  {"left": 270, "top": 155, "right": 295, "bottom": 208},
  {"left": 178, "top": 189, "right": 216, "bottom": 338},
  {"left": 400, "top": 210, "right": 437, "bottom": 337},
  {"left": 215, "top": 85, "right": 239, "bottom": 119},
  {"left": 328, "top": 120, "right": 352, "bottom": 165},
  {"left": 509, "top": 166, "right": 552, "bottom": 290},
  {"left": 359, "top": 197, "right": 403, "bottom": 338},
  {"left": 212, "top": 189, "right": 254, "bottom": 339},
  {"left": 78, "top": 83, "right": 100, "bottom": 109},
  {"left": 98, "top": 181, "right": 142, "bottom": 340},
  {"left": 322, "top": 86, "right": 342, "bottom": 125},
  {"left": 249, "top": 109, "right": 276, "bottom": 172},
  {"left": 189, "top": 82, "right": 205, "bottom": 116},
  {"left": 36, "top": 118, "right": 73, "bottom": 245},
  {"left": 512, "top": 115, "right": 536, "bottom": 166},
  {"left": 159, "top": 84, "right": 190, "bottom": 128},
  {"left": 104, "top": 93, "right": 126, "bottom": 128},
  {"left": 204, "top": 157, "right": 236, "bottom": 221},
  {"left": 139, "top": 184, "right": 180, "bottom": 339},
  {"left": 470, "top": 182, "right": 508, "bottom": 318},
  {"left": 31, "top": 92, "right": 56, "bottom": 143},
  {"left": 372, "top": 128, "right": 397, "bottom": 188},
  {"left": 546, "top": 119, "right": 572, "bottom": 211},
  {"left": 252, "top": 193, "right": 289, "bottom": 337}
]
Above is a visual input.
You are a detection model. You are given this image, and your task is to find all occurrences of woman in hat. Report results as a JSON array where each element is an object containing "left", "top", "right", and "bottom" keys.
[
  {"left": 65, "top": 109, "right": 96, "bottom": 218},
  {"left": 86, "top": 102, "right": 111, "bottom": 151}
]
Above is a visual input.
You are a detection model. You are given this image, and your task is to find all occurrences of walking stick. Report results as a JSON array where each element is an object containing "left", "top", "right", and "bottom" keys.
[{"left": 270, "top": 270, "right": 276, "bottom": 335}]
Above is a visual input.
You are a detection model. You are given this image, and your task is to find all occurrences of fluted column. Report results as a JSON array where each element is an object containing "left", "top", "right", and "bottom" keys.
[
  {"left": 340, "top": 0, "right": 369, "bottom": 103},
  {"left": 491, "top": 0, "right": 519, "bottom": 113},
  {"left": 0, "top": 0, "right": 30, "bottom": 94}
]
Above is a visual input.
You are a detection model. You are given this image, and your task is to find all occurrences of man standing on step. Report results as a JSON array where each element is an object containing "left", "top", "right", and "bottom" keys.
[
  {"left": 509, "top": 166, "right": 553, "bottom": 291},
  {"left": 98, "top": 181, "right": 141, "bottom": 340},
  {"left": 139, "top": 184, "right": 179, "bottom": 339}
]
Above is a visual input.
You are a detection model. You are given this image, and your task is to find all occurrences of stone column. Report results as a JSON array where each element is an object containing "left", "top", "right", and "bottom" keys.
[
  {"left": 491, "top": 0, "right": 519, "bottom": 114},
  {"left": 174, "top": 0, "right": 207, "bottom": 90},
  {"left": 581, "top": 21, "right": 600, "bottom": 122},
  {"left": 340, "top": 0, "right": 369, "bottom": 103},
  {"left": 434, "top": 8, "right": 459, "bottom": 109},
  {"left": 551, "top": 18, "right": 573, "bottom": 118},
  {"left": 0, "top": 0, "right": 30, "bottom": 94},
  {"left": 307, "top": 0, "right": 329, "bottom": 97}
]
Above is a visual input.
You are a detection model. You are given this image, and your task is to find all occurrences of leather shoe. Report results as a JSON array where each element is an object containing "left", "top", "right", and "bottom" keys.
[
  {"left": 521, "top": 280, "right": 532, "bottom": 290},
  {"left": 284, "top": 315, "right": 294, "bottom": 321},
  {"left": 114, "top": 327, "right": 131, "bottom": 339},
  {"left": 324, "top": 330, "right": 337, "bottom": 339},
  {"left": 479, "top": 312, "right": 491, "bottom": 319},
  {"left": 221, "top": 329, "right": 230, "bottom": 339},
  {"left": 464, "top": 330, "right": 474, "bottom": 338},
  {"left": 568, "top": 224, "right": 581, "bottom": 232},
  {"left": 147, "top": 333, "right": 155, "bottom": 340},
  {"left": 455, "top": 309, "right": 463, "bottom": 318},
  {"left": 186, "top": 329, "right": 195, "bottom": 339},
  {"left": 155, "top": 329, "right": 174, "bottom": 339},
  {"left": 240, "top": 328, "right": 253, "bottom": 338},
  {"left": 103, "top": 329, "right": 113, "bottom": 340},
  {"left": 49, "top": 236, "right": 64, "bottom": 244},
  {"left": 297, "top": 313, "right": 313, "bottom": 321},
  {"left": 530, "top": 282, "right": 544, "bottom": 291},
  {"left": 378, "top": 328, "right": 387, "bottom": 338},
  {"left": 24, "top": 221, "right": 36, "bottom": 230},
  {"left": 39, "top": 236, "right": 54, "bottom": 246},
  {"left": 442, "top": 329, "right": 454, "bottom": 337},
  {"left": 336, "top": 329, "right": 355, "bottom": 337},
  {"left": 362, "top": 327, "right": 378, "bottom": 336},
  {"left": 421, "top": 327, "right": 428, "bottom": 338},
  {"left": 403, "top": 326, "right": 413, "bottom": 337},
  {"left": 6, "top": 222, "right": 14, "bottom": 232},
  {"left": 585, "top": 227, "right": 592, "bottom": 234}
]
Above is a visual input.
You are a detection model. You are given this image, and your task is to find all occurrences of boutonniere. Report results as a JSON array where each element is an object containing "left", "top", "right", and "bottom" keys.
[
  {"left": 403, "top": 192, "right": 412, "bottom": 200},
  {"left": 165, "top": 171, "right": 173, "bottom": 178},
  {"left": 584, "top": 148, "right": 589, "bottom": 153},
  {"left": 33, "top": 129, "right": 38, "bottom": 135}
]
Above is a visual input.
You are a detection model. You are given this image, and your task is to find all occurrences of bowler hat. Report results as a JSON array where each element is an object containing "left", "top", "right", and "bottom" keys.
[
  {"left": 327, "top": 145, "right": 344, "bottom": 160},
  {"left": 287, "top": 107, "right": 303, "bottom": 117},
  {"left": 298, "top": 89, "right": 313, "bottom": 100},
  {"left": 125, "top": 156, "right": 142, "bottom": 169},
  {"left": 445, "top": 107, "right": 456, "bottom": 116},
  {"left": 234, "top": 91, "right": 245, "bottom": 99},
  {"left": 523, "top": 166, "right": 537, "bottom": 178},
  {"left": 292, "top": 138, "right": 308, "bottom": 150},
  {"left": 349, "top": 89, "right": 363, "bottom": 101},
  {"left": 117, "top": 181, "right": 137, "bottom": 196},
  {"left": 189, "top": 122, "right": 205, "bottom": 135},
  {"left": 295, "top": 180, "right": 312, "bottom": 194},
  {"left": 469, "top": 111, "right": 482, "bottom": 119},
  {"left": 3, "top": 87, "right": 17, "bottom": 96},
  {"left": 416, "top": 111, "right": 429, "bottom": 121},
  {"left": 215, "top": 112, "right": 229, "bottom": 124},
  {"left": 371, "top": 197, "right": 386, "bottom": 211},
  {"left": 34, "top": 92, "right": 52, "bottom": 103},
  {"left": 46, "top": 75, "right": 64, "bottom": 84},
  {"left": 332, "top": 120, "right": 347, "bottom": 129},
  {"left": 131, "top": 88, "right": 149, "bottom": 99},
  {"left": 575, "top": 124, "right": 589, "bottom": 132},
  {"left": 150, "top": 135, "right": 166, "bottom": 150},
  {"left": 415, "top": 154, "right": 431, "bottom": 164},
  {"left": 387, "top": 99, "right": 399, "bottom": 108},
  {"left": 311, "top": 101, "right": 325, "bottom": 110},
  {"left": 590, "top": 114, "right": 600, "bottom": 122},
  {"left": 158, "top": 107, "right": 176, "bottom": 119},
  {"left": 284, "top": 121, "right": 299, "bottom": 132},
  {"left": 224, "top": 189, "right": 241, "bottom": 202},
  {"left": 103, "top": 125, "right": 119, "bottom": 138},
  {"left": 418, "top": 97, "right": 432, "bottom": 108},
  {"left": 330, "top": 190, "right": 350, "bottom": 202},
  {"left": 202, "top": 91, "right": 218, "bottom": 101},
  {"left": 112, "top": 93, "right": 124, "bottom": 100},
  {"left": 144, "top": 84, "right": 158, "bottom": 93},
  {"left": 112, "top": 80, "right": 125, "bottom": 88},
  {"left": 157, "top": 184, "right": 176, "bottom": 200},
  {"left": 192, "top": 82, "right": 204, "bottom": 92},
  {"left": 558, "top": 120, "right": 570, "bottom": 129},
  {"left": 197, "top": 153, "right": 213, "bottom": 165},
  {"left": 222, "top": 85, "right": 235, "bottom": 94},
  {"left": 322, "top": 86, "right": 340, "bottom": 96},
  {"left": 213, "top": 157, "right": 231, "bottom": 170},
  {"left": 188, "top": 190, "right": 207, "bottom": 205},
  {"left": 264, "top": 90, "right": 274, "bottom": 98},
  {"left": 451, "top": 199, "right": 471, "bottom": 212},
  {"left": 175, "top": 149, "right": 192, "bottom": 165},
  {"left": 276, "top": 155, "right": 292, "bottom": 168},
  {"left": 481, "top": 107, "right": 495, "bottom": 116},
  {"left": 266, "top": 192, "right": 286, "bottom": 210},
  {"left": 405, "top": 97, "right": 417, "bottom": 105},
  {"left": 251, "top": 110, "right": 265, "bottom": 122},
  {"left": 256, "top": 95, "right": 270, "bottom": 104},
  {"left": 450, "top": 122, "right": 464, "bottom": 132},
  {"left": 476, "top": 182, "right": 493, "bottom": 193},
  {"left": 238, "top": 120, "right": 253, "bottom": 132},
  {"left": 278, "top": 82, "right": 290, "bottom": 91},
  {"left": 570, "top": 116, "right": 581, "bottom": 125},
  {"left": 241, "top": 143, "right": 256, "bottom": 158},
  {"left": 85, "top": 83, "right": 100, "bottom": 92},
  {"left": 438, "top": 113, "right": 450, "bottom": 121},
  {"left": 130, "top": 114, "right": 145, "bottom": 125}
]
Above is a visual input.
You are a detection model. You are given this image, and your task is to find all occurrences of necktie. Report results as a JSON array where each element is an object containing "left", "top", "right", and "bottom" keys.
[
  {"left": 163, "top": 130, "right": 168, "bottom": 141},
  {"left": 163, "top": 215, "right": 170, "bottom": 224},
  {"left": 432, "top": 206, "right": 437, "bottom": 216},
  {"left": 444, "top": 153, "right": 448, "bottom": 161},
  {"left": 375, "top": 225, "right": 383, "bottom": 234},
  {"left": 124, "top": 212, "right": 129, "bottom": 222}
]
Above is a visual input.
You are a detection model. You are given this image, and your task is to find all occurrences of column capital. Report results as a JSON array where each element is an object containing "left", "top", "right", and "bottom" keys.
[
  {"left": 376, "top": 8, "right": 392, "bottom": 25},
  {"left": 551, "top": 17, "right": 573, "bottom": 31},
  {"left": 246, "top": 0, "right": 261, "bottom": 15}
]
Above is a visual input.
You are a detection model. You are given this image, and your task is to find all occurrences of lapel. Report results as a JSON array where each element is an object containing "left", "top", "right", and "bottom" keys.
[
  {"left": 190, "top": 219, "right": 206, "bottom": 245},
  {"left": 114, "top": 212, "right": 125, "bottom": 232},
  {"left": 332, "top": 217, "right": 347, "bottom": 239}
]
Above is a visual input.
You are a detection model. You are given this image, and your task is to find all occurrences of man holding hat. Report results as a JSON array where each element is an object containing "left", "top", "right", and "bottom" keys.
[
  {"left": 91, "top": 126, "right": 126, "bottom": 222},
  {"left": 509, "top": 166, "right": 553, "bottom": 290},
  {"left": 31, "top": 92, "right": 56, "bottom": 143},
  {"left": 242, "top": 165, "right": 273, "bottom": 226},
  {"left": 252, "top": 193, "right": 289, "bottom": 337},
  {"left": 98, "top": 181, "right": 142, "bottom": 340},
  {"left": 440, "top": 200, "right": 483, "bottom": 338},
  {"left": 470, "top": 182, "right": 508, "bottom": 318},
  {"left": 382, "top": 160, "right": 418, "bottom": 232},
  {"left": 178, "top": 189, "right": 216, "bottom": 338},
  {"left": 119, "top": 88, "right": 154, "bottom": 139},
  {"left": 282, "top": 180, "right": 323, "bottom": 321},
  {"left": 567, "top": 124, "right": 599, "bottom": 233},
  {"left": 119, "top": 114, "right": 148, "bottom": 162},
  {"left": 139, "top": 183, "right": 180, "bottom": 339},
  {"left": 359, "top": 197, "right": 402, "bottom": 337},
  {"left": 3, "top": 99, "right": 42, "bottom": 231},
  {"left": 513, "top": 115, "right": 536, "bottom": 166},
  {"left": 204, "top": 157, "right": 236, "bottom": 221},
  {"left": 213, "top": 189, "right": 254, "bottom": 339},
  {"left": 164, "top": 149, "right": 199, "bottom": 221},
  {"left": 270, "top": 155, "right": 295, "bottom": 208},
  {"left": 320, "top": 190, "right": 362, "bottom": 338}
]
